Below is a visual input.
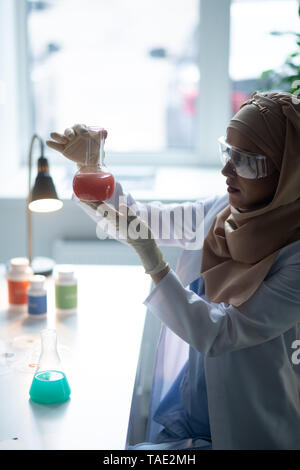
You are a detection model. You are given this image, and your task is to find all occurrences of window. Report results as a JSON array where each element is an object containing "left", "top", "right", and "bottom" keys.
[
  {"left": 3, "top": 0, "right": 298, "bottom": 199},
  {"left": 0, "top": 0, "right": 232, "bottom": 199},
  {"left": 230, "top": 0, "right": 300, "bottom": 113},
  {"left": 27, "top": 0, "right": 200, "bottom": 164}
]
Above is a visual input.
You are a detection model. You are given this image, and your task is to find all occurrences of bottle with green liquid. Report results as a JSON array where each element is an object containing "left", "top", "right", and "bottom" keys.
[{"left": 29, "top": 329, "right": 71, "bottom": 404}]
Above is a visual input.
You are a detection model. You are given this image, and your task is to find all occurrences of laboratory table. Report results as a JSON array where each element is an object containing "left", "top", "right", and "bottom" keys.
[{"left": 0, "top": 264, "right": 151, "bottom": 450}]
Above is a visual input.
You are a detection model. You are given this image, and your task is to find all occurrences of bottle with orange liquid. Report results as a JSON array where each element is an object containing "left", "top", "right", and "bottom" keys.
[
  {"left": 72, "top": 127, "right": 115, "bottom": 203},
  {"left": 7, "top": 258, "right": 33, "bottom": 313}
]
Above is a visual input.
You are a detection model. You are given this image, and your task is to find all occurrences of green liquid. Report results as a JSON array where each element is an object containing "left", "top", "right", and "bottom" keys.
[{"left": 29, "top": 370, "right": 71, "bottom": 404}]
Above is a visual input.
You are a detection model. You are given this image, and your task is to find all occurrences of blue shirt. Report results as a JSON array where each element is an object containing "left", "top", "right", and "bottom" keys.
[{"left": 152, "top": 276, "right": 211, "bottom": 444}]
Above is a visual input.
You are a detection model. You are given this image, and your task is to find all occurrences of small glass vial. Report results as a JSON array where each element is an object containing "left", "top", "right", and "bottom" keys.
[
  {"left": 55, "top": 268, "right": 77, "bottom": 315},
  {"left": 27, "top": 275, "right": 47, "bottom": 319},
  {"left": 7, "top": 258, "right": 33, "bottom": 313}
]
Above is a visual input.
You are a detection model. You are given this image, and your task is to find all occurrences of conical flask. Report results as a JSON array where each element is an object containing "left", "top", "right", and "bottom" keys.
[
  {"left": 29, "top": 328, "right": 71, "bottom": 404},
  {"left": 72, "top": 126, "right": 115, "bottom": 202}
]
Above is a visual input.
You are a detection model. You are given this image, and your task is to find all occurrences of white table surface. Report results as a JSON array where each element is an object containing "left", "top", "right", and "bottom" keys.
[{"left": 0, "top": 264, "right": 151, "bottom": 450}]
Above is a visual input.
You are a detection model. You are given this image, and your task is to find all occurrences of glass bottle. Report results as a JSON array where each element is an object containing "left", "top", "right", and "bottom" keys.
[
  {"left": 29, "top": 329, "right": 71, "bottom": 404},
  {"left": 72, "top": 127, "right": 115, "bottom": 202}
]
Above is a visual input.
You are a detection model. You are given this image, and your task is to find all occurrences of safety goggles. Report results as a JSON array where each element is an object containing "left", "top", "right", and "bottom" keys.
[{"left": 218, "top": 136, "right": 276, "bottom": 179}]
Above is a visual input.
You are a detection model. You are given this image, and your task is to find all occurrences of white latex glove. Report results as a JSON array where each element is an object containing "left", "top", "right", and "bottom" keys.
[
  {"left": 46, "top": 124, "right": 107, "bottom": 168},
  {"left": 89, "top": 201, "right": 169, "bottom": 276}
]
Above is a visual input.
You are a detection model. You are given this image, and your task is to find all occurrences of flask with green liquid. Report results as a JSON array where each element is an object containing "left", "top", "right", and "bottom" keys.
[{"left": 29, "top": 329, "right": 71, "bottom": 404}]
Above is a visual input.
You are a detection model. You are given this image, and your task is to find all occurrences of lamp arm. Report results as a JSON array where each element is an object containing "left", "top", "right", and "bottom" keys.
[
  {"left": 27, "top": 134, "right": 44, "bottom": 263},
  {"left": 28, "top": 134, "right": 44, "bottom": 195}
]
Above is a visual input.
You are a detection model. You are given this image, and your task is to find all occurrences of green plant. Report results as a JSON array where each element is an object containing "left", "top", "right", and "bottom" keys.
[{"left": 259, "top": 4, "right": 300, "bottom": 94}]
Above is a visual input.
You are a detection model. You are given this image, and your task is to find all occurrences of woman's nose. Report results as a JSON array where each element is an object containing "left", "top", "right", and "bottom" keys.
[{"left": 221, "top": 160, "right": 236, "bottom": 177}]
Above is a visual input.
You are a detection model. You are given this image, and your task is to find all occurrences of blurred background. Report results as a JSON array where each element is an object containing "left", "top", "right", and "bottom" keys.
[{"left": 0, "top": 0, "right": 300, "bottom": 264}]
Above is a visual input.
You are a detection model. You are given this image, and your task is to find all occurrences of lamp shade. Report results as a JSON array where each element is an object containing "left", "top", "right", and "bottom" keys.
[{"left": 28, "top": 156, "right": 63, "bottom": 213}]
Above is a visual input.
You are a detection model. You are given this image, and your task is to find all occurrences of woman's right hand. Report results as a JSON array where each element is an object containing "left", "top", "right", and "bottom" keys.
[{"left": 46, "top": 124, "right": 107, "bottom": 167}]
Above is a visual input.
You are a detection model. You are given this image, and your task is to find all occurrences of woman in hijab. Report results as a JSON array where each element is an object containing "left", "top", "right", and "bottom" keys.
[{"left": 47, "top": 91, "right": 300, "bottom": 450}]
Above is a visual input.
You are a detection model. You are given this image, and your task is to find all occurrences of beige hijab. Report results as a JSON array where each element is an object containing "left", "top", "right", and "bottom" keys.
[{"left": 200, "top": 91, "right": 300, "bottom": 307}]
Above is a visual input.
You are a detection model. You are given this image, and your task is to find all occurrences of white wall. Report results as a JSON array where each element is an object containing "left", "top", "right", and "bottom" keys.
[
  {"left": 0, "top": 199, "right": 94, "bottom": 264},
  {"left": 0, "top": 0, "right": 33, "bottom": 187},
  {"left": 0, "top": 198, "right": 182, "bottom": 268}
]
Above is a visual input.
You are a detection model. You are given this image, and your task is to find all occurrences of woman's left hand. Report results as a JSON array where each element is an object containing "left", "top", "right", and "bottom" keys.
[{"left": 84, "top": 200, "right": 169, "bottom": 276}]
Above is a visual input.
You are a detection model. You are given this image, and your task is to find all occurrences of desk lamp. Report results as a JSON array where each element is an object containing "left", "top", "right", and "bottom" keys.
[{"left": 27, "top": 134, "right": 63, "bottom": 275}]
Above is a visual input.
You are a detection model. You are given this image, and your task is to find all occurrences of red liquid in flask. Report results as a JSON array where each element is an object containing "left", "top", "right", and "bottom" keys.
[{"left": 73, "top": 171, "right": 115, "bottom": 202}]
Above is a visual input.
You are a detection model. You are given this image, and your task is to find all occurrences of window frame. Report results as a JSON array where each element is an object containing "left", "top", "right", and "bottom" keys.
[
  {"left": 0, "top": 0, "right": 33, "bottom": 176},
  {"left": 2, "top": 0, "right": 232, "bottom": 181}
]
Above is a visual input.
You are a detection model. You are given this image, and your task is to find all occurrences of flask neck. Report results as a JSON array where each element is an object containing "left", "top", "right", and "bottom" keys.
[
  {"left": 80, "top": 163, "right": 103, "bottom": 173},
  {"left": 41, "top": 329, "right": 57, "bottom": 351},
  {"left": 85, "top": 133, "right": 105, "bottom": 168},
  {"left": 38, "top": 329, "right": 63, "bottom": 373}
]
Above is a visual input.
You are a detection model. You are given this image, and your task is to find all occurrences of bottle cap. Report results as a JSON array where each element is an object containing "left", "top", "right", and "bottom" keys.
[
  {"left": 57, "top": 267, "right": 75, "bottom": 281},
  {"left": 29, "top": 275, "right": 46, "bottom": 290},
  {"left": 10, "top": 257, "right": 30, "bottom": 270}
]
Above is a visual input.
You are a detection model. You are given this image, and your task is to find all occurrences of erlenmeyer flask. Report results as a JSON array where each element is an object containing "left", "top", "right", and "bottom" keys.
[
  {"left": 29, "top": 329, "right": 71, "bottom": 404},
  {"left": 72, "top": 127, "right": 115, "bottom": 202}
]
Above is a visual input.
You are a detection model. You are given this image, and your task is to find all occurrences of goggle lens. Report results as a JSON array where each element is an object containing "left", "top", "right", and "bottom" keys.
[{"left": 218, "top": 138, "right": 268, "bottom": 179}]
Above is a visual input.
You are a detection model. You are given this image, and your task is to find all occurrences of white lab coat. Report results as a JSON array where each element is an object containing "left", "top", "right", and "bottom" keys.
[{"left": 75, "top": 182, "right": 300, "bottom": 450}]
